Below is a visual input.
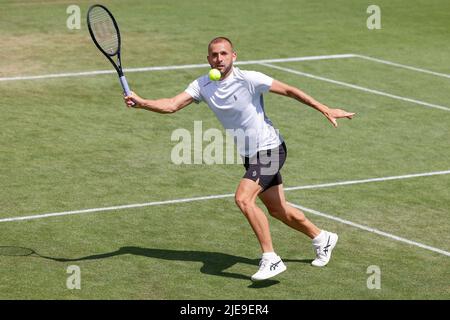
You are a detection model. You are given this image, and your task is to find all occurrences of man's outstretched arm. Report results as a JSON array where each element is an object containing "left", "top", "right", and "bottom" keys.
[
  {"left": 269, "top": 80, "right": 355, "bottom": 127},
  {"left": 124, "top": 91, "right": 194, "bottom": 114}
]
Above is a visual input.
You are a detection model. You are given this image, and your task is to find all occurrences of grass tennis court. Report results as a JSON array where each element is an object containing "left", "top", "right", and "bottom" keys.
[{"left": 0, "top": 0, "right": 449, "bottom": 299}]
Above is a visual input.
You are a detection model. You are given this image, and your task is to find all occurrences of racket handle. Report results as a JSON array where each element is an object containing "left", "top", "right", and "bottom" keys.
[
  {"left": 119, "top": 75, "right": 135, "bottom": 106},
  {"left": 119, "top": 75, "right": 132, "bottom": 96}
]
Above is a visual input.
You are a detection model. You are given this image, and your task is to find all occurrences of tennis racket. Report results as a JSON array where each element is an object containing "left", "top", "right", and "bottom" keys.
[
  {"left": 0, "top": 246, "right": 70, "bottom": 261},
  {"left": 87, "top": 4, "right": 133, "bottom": 102}
]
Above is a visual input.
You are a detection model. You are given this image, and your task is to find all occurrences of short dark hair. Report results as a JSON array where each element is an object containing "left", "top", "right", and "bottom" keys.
[{"left": 208, "top": 37, "right": 234, "bottom": 52}]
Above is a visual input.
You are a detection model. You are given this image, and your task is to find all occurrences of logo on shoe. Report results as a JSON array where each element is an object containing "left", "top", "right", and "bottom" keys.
[
  {"left": 323, "top": 236, "right": 331, "bottom": 256},
  {"left": 270, "top": 260, "right": 282, "bottom": 271}
]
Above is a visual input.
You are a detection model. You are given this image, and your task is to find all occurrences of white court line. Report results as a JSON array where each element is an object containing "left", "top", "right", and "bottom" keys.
[
  {"left": 1, "top": 169, "right": 449, "bottom": 223},
  {"left": 284, "top": 170, "right": 450, "bottom": 191},
  {"left": 356, "top": 54, "right": 450, "bottom": 79},
  {"left": 1, "top": 170, "right": 449, "bottom": 257},
  {"left": 289, "top": 202, "right": 450, "bottom": 257},
  {"left": 2, "top": 52, "right": 448, "bottom": 86},
  {"left": 260, "top": 63, "right": 450, "bottom": 112},
  {"left": 0, "top": 193, "right": 234, "bottom": 223},
  {"left": 0, "top": 54, "right": 355, "bottom": 82}
]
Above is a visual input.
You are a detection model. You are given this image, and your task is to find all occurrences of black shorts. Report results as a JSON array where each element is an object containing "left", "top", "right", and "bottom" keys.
[{"left": 242, "top": 142, "right": 287, "bottom": 193}]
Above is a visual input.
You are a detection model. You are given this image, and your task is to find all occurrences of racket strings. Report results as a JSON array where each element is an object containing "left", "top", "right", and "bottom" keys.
[{"left": 88, "top": 8, "right": 119, "bottom": 55}]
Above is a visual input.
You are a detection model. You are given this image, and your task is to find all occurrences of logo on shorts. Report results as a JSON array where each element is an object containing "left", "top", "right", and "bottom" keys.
[{"left": 252, "top": 171, "right": 257, "bottom": 177}]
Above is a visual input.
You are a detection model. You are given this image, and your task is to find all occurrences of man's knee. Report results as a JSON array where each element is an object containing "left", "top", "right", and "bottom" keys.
[{"left": 234, "top": 193, "right": 254, "bottom": 212}]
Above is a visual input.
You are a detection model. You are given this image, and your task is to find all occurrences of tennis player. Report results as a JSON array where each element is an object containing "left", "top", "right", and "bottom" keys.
[{"left": 124, "top": 37, "right": 355, "bottom": 281}]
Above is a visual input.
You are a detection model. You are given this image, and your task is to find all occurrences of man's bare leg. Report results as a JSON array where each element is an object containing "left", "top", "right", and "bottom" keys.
[
  {"left": 235, "top": 178, "right": 273, "bottom": 253},
  {"left": 235, "top": 178, "right": 287, "bottom": 281},
  {"left": 259, "top": 183, "right": 338, "bottom": 267},
  {"left": 258, "top": 184, "right": 320, "bottom": 239}
]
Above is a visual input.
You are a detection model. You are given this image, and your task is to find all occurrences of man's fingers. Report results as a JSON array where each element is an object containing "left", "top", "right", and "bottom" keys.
[
  {"left": 328, "top": 116, "right": 338, "bottom": 127},
  {"left": 336, "top": 111, "right": 355, "bottom": 119},
  {"left": 124, "top": 95, "right": 134, "bottom": 108},
  {"left": 326, "top": 110, "right": 355, "bottom": 127}
]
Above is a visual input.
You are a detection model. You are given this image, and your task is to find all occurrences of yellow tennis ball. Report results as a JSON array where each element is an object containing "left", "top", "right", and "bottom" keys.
[{"left": 209, "top": 68, "right": 221, "bottom": 81}]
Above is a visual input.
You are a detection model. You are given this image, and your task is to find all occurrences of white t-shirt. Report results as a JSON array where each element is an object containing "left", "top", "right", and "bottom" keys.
[{"left": 185, "top": 67, "right": 283, "bottom": 157}]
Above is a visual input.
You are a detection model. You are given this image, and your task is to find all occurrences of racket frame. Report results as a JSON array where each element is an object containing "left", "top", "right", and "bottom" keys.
[{"left": 87, "top": 4, "right": 132, "bottom": 97}]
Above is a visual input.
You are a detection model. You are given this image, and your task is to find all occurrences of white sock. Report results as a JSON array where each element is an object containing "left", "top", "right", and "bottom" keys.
[
  {"left": 262, "top": 252, "right": 278, "bottom": 260},
  {"left": 312, "top": 230, "right": 327, "bottom": 244}
]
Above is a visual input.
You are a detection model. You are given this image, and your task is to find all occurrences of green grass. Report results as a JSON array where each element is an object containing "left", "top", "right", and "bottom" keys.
[{"left": 0, "top": 0, "right": 449, "bottom": 299}]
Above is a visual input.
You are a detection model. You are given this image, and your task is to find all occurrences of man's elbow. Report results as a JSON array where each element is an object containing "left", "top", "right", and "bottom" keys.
[
  {"left": 163, "top": 107, "right": 177, "bottom": 114},
  {"left": 164, "top": 100, "right": 179, "bottom": 114},
  {"left": 275, "top": 84, "right": 296, "bottom": 97},
  {"left": 285, "top": 86, "right": 297, "bottom": 98}
]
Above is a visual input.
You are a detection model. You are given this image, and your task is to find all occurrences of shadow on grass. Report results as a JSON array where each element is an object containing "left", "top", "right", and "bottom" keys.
[{"left": 1, "top": 246, "right": 312, "bottom": 288}]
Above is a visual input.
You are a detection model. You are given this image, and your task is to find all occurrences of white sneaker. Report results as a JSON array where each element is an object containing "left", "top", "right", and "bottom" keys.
[
  {"left": 311, "top": 231, "right": 338, "bottom": 267},
  {"left": 251, "top": 255, "right": 287, "bottom": 281}
]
